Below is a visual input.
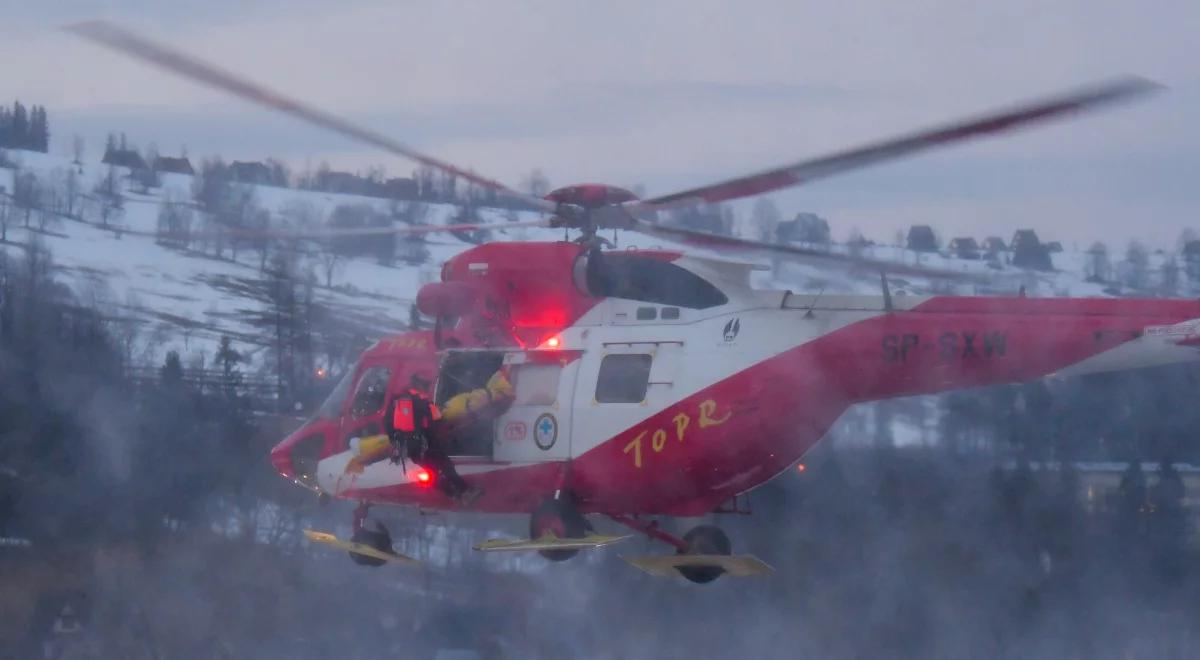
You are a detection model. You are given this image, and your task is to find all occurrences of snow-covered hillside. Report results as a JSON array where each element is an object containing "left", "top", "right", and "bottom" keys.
[{"left": 0, "top": 148, "right": 1183, "bottom": 378}]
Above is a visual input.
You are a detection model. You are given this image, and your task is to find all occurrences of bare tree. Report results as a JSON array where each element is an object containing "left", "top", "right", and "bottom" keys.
[
  {"left": 317, "top": 250, "right": 342, "bottom": 288},
  {"left": 1085, "top": 242, "right": 1111, "bottom": 283},
  {"left": 1161, "top": 257, "right": 1180, "bottom": 295},
  {"left": 192, "top": 158, "right": 231, "bottom": 214},
  {"left": 133, "top": 146, "right": 161, "bottom": 194},
  {"left": 34, "top": 189, "right": 59, "bottom": 233},
  {"left": 846, "top": 228, "right": 868, "bottom": 258},
  {"left": 63, "top": 168, "right": 81, "bottom": 219},
  {"left": 520, "top": 168, "right": 552, "bottom": 198},
  {"left": 71, "top": 134, "right": 85, "bottom": 167},
  {"left": 250, "top": 207, "right": 274, "bottom": 272},
  {"left": 156, "top": 194, "right": 194, "bottom": 247},
  {"left": 93, "top": 165, "right": 124, "bottom": 228},
  {"left": 0, "top": 194, "right": 11, "bottom": 242},
  {"left": 280, "top": 198, "right": 319, "bottom": 231},
  {"left": 1124, "top": 240, "right": 1149, "bottom": 290},
  {"left": 12, "top": 170, "right": 40, "bottom": 227},
  {"left": 750, "top": 198, "right": 782, "bottom": 242},
  {"left": 391, "top": 200, "right": 429, "bottom": 226}
]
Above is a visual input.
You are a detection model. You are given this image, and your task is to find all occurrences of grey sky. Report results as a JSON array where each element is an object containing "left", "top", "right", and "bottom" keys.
[{"left": 3, "top": 0, "right": 1198, "bottom": 247}]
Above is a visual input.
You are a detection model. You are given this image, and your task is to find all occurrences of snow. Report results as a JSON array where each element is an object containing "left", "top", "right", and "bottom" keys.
[{"left": 1, "top": 147, "right": 1183, "bottom": 376}]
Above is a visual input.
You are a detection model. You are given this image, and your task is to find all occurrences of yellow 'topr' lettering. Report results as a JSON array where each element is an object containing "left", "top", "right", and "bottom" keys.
[
  {"left": 624, "top": 431, "right": 646, "bottom": 468},
  {"left": 698, "top": 399, "right": 731, "bottom": 428},
  {"left": 652, "top": 429, "right": 667, "bottom": 452},
  {"left": 673, "top": 413, "right": 690, "bottom": 442}
]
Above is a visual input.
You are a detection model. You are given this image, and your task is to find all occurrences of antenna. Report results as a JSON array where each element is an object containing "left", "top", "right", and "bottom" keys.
[
  {"left": 881, "top": 272, "right": 894, "bottom": 312},
  {"left": 804, "top": 286, "right": 826, "bottom": 319}
]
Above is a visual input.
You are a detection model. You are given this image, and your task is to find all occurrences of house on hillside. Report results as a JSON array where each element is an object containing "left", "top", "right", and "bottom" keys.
[
  {"left": 948, "top": 237, "right": 980, "bottom": 259},
  {"left": 315, "top": 170, "right": 372, "bottom": 195},
  {"left": 154, "top": 156, "right": 194, "bottom": 176},
  {"left": 102, "top": 148, "right": 147, "bottom": 171},
  {"left": 982, "top": 236, "right": 1008, "bottom": 257},
  {"left": 382, "top": 177, "right": 417, "bottom": 199},
  {"left": 229, "top": 161, "right": 273, "bottom": 186},
  {"left": 776, "top": 212, "right": 831, "bottom": 245},
  {"left": 1011, "top": 229, "right": 1053, "bottom": 271},
  {"left": 1011, "top": 229, "right": 1040, "bottom": 252},
  {"left": 906, "top": 225, "right": 937, "bottom": 252}
]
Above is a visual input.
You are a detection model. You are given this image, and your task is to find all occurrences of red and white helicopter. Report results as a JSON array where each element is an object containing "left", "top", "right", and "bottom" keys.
[{"left": 74, "top": 22, "right": 1200, "bottom": 583}]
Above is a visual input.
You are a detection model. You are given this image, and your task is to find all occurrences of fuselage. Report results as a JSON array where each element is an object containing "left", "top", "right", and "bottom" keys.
[{"left": 272, "top": 243, "right": 1200, "bottom": 516}]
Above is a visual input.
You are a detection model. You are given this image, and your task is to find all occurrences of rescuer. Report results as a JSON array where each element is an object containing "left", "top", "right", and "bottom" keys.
[
  {"left": 440, "top": 365, "right": 514, "bottom": 423},
  {"left": 387, "top": 373, "right": 481, "bottom": 506}
]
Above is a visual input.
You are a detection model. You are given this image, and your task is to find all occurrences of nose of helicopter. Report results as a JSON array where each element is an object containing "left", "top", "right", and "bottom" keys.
[{"left": 271, "top": 420, "right": 332, "bottom": 495}]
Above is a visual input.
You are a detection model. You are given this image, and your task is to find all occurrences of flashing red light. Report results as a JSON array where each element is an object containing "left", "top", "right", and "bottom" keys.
[
  {"left": 796, "top": 463, "right": 807, "bottom": 474},
  {"left": 315, "top": 367, "right": 328, "bottom": 379},
  {"left": 416, "top": 469, "right": 433, "bottom": 486},
  {"left": 545, "top": 336, "right": 561, "bottom": 349}
]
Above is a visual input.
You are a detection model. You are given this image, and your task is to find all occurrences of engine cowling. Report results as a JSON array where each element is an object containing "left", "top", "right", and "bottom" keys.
[{"left": 416, "top": 281, "right": 480, "bottom": 318}]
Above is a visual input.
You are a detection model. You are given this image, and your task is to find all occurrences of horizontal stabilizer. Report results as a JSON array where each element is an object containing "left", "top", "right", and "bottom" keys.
[
  {"left": 622, "top": 554, "right": 774, "bottom": 578},
  {"left": 474, "top": 532, "right": 630, "bottom": 552},
  {"left": 303, "top": 529, "right": 419, "bottom": 565}
]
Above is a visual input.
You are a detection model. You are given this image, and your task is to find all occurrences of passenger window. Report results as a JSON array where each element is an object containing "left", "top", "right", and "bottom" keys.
[
  {"left": 596, "top": 354, "right": 652, "bottom": 403},
  {"left": 513, "top": 364, "right": 561, "bottom": 406},
  {"left": 585, "top": 252, "right": 728, "bottom": 309},
  {"left": 636, "top": 307, "right": 657, "bottom": 320},
  {"left": 661, "top": 307, "right": 680, "bottom": 320},
  {"left": 350, "top": 366, "right": 391, "bottom": 417}
]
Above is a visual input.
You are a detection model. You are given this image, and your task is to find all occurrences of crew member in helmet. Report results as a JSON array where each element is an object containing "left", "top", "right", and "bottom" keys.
[{"left": 386, "top": 372, "right": 481, "bottom": 505}]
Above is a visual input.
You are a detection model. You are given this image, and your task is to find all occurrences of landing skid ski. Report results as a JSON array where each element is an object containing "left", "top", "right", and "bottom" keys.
[
  {"left": 303, "top": 529, "right": 420, "bottom": 565},
  {"left": 622, "top": 554, "right": 774, "bottom": 578},
  {"left": 473, "top": 532, "right": 631, "bottom": 552}
]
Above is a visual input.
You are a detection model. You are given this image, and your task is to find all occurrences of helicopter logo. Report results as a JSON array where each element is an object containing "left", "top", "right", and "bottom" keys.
[{"left": 723, "top": 318, "right": 741, "bottom": 343}]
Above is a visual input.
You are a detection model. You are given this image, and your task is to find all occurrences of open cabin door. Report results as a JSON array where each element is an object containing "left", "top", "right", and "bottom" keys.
[{"left": 492, "top": 350, "right": 581, "bottom": 462}]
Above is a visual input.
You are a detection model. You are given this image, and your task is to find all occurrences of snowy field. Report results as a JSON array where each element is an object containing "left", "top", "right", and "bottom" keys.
[{"left": 0, "top": 147, "right": 1175, "bottom": 377}]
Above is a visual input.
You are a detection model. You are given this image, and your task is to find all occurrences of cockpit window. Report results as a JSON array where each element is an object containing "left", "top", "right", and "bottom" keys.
[
  {"left": 586, "top": 253, "right": 727, "bottom": 309},
  {"left": 316, "top": 369, "right": 355, "bottom": 419},
  {"left": 350, "top": 366, "right": 392, "bottom": 417}
]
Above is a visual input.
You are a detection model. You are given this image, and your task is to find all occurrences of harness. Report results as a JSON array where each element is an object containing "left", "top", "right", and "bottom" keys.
[{"left": 388, "top": 389, "right": 441, "bottom": 469}]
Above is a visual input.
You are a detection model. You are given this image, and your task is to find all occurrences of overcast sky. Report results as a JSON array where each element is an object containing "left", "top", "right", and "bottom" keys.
[{"left": 3, "top": 1, "right": 1198, "bottom": 247}]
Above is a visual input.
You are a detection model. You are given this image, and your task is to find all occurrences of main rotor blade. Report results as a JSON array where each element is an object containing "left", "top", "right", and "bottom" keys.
[
  {"left": 638, "top": 77, "right": 1160, "bottom": 209},
  {"left": 96, "top": 215, "right": 551, "bottom": 242},
  {"left": 630, "top": 218, "right": 985, "bottom": 281},
  {"left": 66, "top": 20, "right": 556, "bottom": 213}
]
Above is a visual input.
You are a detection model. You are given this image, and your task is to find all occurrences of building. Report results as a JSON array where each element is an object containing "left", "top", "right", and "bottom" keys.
[
  {"left": 982, "top": 236, "right": 1008, "bottom": 256},
  {"left": 382, "top": 177, "right": 417, "bottom": 200},
  {"left": 153, "top": 156, "right": 194, "bottom": 176},
  {"left": 906, "top": 225, "right": 937, "bottom": 252},
  {"left": 948, "top": 237, "right": 980, "bottom": 259},
  {"left": 229, "top": 161, "right": 274, "bottom": 186},
  {"left": 101, "top": 148, "right": 148, "bottom": 171}
]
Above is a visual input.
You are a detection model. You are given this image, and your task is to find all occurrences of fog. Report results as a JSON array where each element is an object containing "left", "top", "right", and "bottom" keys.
[{"left": 3, "top": 236, "right": 1197, "bottom": 658}]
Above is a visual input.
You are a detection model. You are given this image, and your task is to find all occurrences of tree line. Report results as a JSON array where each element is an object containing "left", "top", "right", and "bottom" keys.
[{"left": 0, "top": 101, "right": 49, "bottom": 153}]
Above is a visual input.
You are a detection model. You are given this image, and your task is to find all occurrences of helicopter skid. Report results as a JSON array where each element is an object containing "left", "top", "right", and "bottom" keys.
[
  {"left": 303, "top": 529, "right": 420, "bottom": 565},
  {"left": 622, "top": 554, "right": 773, "bottom": 578},
  {"left": 473, "top": 532, "right": 630, "bottom": 552}
]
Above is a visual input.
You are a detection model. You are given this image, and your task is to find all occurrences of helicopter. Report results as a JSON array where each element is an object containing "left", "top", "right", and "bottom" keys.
[{"left": 72, "top": 21, "right": 1200, "bottom": 583}]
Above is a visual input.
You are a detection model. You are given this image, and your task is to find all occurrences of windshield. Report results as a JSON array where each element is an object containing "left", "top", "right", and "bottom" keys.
[{"left": 316, "top": 369, "right": 355, "bottom": 419}]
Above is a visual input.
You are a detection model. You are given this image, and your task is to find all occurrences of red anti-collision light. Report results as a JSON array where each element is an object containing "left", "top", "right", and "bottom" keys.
[{"left": 416, "top": 469, "right": 433, "bottom": 486}]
